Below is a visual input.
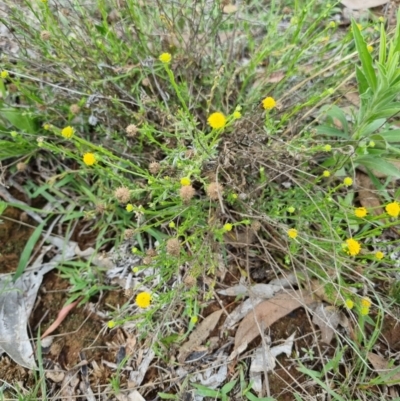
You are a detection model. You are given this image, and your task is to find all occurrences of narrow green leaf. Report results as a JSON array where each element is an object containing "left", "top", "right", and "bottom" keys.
[
  {"left": 352, "top": 20, "right": 377, "bottom": 92},
  {"left": 356, "top": 156, "right": 400, "bottom": 178},
  {"left": 394, "top": 7, "right": 400, "bottom": 53},
  {"left": 221, "top": 379, "right": 237, "bottom": 394},
  {"left": 13, "top": 219, "right": 47, "bottom": 282},
  {"left": 192, "top": 383, "right": 220, "bottom": 397},
  {"left": 359, "top": 118, "right": 386, "bottom": 137},
  {"left": 379, "top": 22, "right": 386, "bottom": 65},
  {"left": 355, "top": 65, "right": 369, "bottom": 96},
  {"left": 246, "top": 393, "right": 276, "bottom": 401}
]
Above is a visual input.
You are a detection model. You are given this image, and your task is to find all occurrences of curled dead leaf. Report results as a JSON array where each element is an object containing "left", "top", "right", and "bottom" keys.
[
  {"left": 178, "top": 309, "right": 223, "bottom": 363},
  {"left": 232, "top": 289, "right": 314, "bottom": 357},
  {"left": 367, "top": 352, "right": 400, "bottom": 385},
  {"left": 355, "top": 171, "right": 384, "bottom": 217},
  {"left": 223, "top": 4, "right": 238, "bottom": 13}
]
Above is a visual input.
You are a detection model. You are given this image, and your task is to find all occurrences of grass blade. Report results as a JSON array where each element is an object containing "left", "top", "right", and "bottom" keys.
[{"left": 13, "top": 219, "right": 46, "bottom": 282}]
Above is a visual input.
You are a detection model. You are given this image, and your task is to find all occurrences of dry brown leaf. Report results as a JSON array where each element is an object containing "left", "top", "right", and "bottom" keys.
[
  {"left": 339, "top": 0, "right": 389, "bottom": 10},
  {"left": 312, "top": 304, "right": 346, "bottom": 344},
  {"left": 178, "top": 309, "right": 223, "bottom": 363},
  {"left": 355, "top": 171, "right": 384, "bottom": 216},
  {"left": 223, "top": 227, "right": 255, "bottom": 248},
  {"left": 343, "top": 90, "right": 361, "bottom": 107},
  {"left": 267, "top": 71, "right": 285, "bottom": 83},
  {"left": 232, "top": 290, "right": 314, "bottom": 355},
  {"left": 223, "top": 4, "right": 238, "bottom": 13},
  {"left": 367, "top": 352, "right": 400, "bottom": 385}
]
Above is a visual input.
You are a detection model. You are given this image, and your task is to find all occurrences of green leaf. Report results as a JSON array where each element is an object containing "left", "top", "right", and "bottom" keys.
[
  {"left": 0, "top": 140, "right": 36, "bottom": 161},
  {"left": 359, "top": 118, "right": 386, "bottom": 137},
  {"left": 379, "top": 22, "right": 387, "bottom": 65},
  {"left": 192, "top": 384, "right": 220, "bottom": 397},
  {"left": 0, "top": 201, "right": 8, "bottom": 215},
  {"left": 379, "top": 129, "right": 400, "bottom": 142},
  {"left": 316, "top": 125, "right": 349, "bottom": 139},
  {"left": 297, "top": 365, "right": 347, "bottom": 401},
  {"left": 245, "top": 393, "right": 276, "bottom": 401},
  {"left": 221, "top": 379, "right": 237, "bottom": 394},
  {"left": 322, "top": 105, "right": 349, "bottom": 134},
  {"left": 352, "top": 20, "right": 377, "bottom": 93},
  {"left": 13, "top": 219, "right": 47, "bottom": 282},
  {"left": 356, "top": 155, "right": 400, "bottom": 178},
  {"left": 0, "top": 108, "right": 38, "bottom": 133},
  {"left": 355, "top": 65, "right": 369, "bottom": 96}
]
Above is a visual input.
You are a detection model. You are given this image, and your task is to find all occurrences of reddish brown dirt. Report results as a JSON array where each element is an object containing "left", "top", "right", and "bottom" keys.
[
  {"left": 0, "top": 205, "right": 34, "bottom": 274},
  {"left": 0, "top": 209, "right": 130, "bottom": 391}
]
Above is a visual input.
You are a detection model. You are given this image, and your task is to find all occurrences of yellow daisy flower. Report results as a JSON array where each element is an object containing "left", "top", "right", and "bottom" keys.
[
  {"left": 208, "top": 112, "right": 226, "bottom": 129},
  {"left": 345, "top": 299, "right": 354, "bottom": 309},
  {"left": 354, "top": 207, "right": 367, "bottom": 218},
  {"left": 83, "top": 152, "right": 96, "bottom": 166},
  {"left": 375, "top": 251, "right": 384, "bottom": 260},
  {"left": 180, "top": 177, "right": 191, "bottom": 186},
  {"left": 343, "top": 177, "right": 353, "bottom": 187},
  {"left": 344, "top": 238, "right": 361, "bottom": 256},
  {"left": 61, "top": 126, "right": 74, "bottom": 139},
  {"left": 159, "top": 53, "right": 171, "bottom": 63},
  {"left": 136, "top": 292, "right": 151, "bottom": 308},
  {"left": 262, "top": 96, "right": 276, "bottom": 110},
  {"left": 287, "top": 228, "right": 298, "bottom": 239},
  {"left": 385, "top": 201, "right": 400, "bottom": 218},
  {"left": 223, "top": 223, "right": 233, "bottom": 232},
  {"left": 361, "top": 297, "right": 372, "bottom": 308}
]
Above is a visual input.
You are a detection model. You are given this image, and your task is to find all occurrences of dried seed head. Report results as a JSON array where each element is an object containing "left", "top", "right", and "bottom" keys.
[
  {"left": 166, "top": 238, "right": 180, "bottom": 256},
  {"left": 179, "top": 185, "right": 195, "bottom": 202},
  {"left": 206, "top": 182, "right": 223, "bottom": 200},
  {"left": 96, "top": 203, "right": 106, "bottom": 214},
  {"left": 146, "top": 248, "right": 157, "bottom": 257},
  {"left": 251, "top": 221, "right": 261, "bottom": 231},
  {"left": 142, "top": 256, "right": 152, "bottom": 265},
  {"left": 149, "top": 162, "right": 160, "bottom": 175},
  {"left": 107, "top": 9, "right": 120, "bottom": 23},
  {"left": 20, "top": 212, "right": 28, "bottom": 222},
  {"left": 124, "top": 228, "right": 135, "bottom": 239},
  {"left": 40, "top": 31, "right": 51, "bottom": 40},
  {"left": 184, "top": 275, "right": 196, "bottom": 287},
  {"left": 114, "top": 186, "right": 131, "bottom": 204},
  {"left": 16, "top": 162, "right": 27, "bottom": 172},
  {"left": 185, "top": 149, "right": 195, "bottom": 159},
  {"left": 8, "top": 83, "right": 18, "bottom": 93},
  {"left": 126, "top": 124, "right": 138, "bottom": 137},
  {"left": 69, "top": 104, "right": 81, "bottom": 114}
]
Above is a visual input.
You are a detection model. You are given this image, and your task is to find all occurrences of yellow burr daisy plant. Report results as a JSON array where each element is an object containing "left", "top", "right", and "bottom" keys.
[
  {"left": 61, "top": 126, "right": 74, "bottom": 139},
  {"left": 262, "top": 96, "right": 276, "bottom": 110},
  {"left": 83, "top": 152, "right": 96, "bottom": 166},
  {"left": 159, "top": 52, "right": 171, "bottom": 63},
  {"left": 207, "top": 112, "right": 226, "bottom": 129},
  {"left": 136, "top": 292, "right": 152, "bottom": 308},
  {"left": 386, "top": 201, "right": 400, "bottom": 218}
]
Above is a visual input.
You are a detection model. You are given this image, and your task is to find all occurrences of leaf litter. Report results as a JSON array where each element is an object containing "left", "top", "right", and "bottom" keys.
[{"left": 232, "top": 289, "right": 315, "bottom": 357}]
